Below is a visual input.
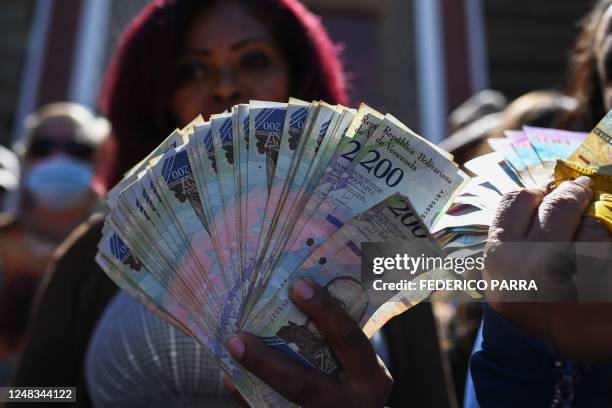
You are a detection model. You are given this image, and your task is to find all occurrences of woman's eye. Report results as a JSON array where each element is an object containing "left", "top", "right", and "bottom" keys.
[
  {"left": 177, "top": 61, "right": 211, "bottom": 82},
  {"left": 240, "top": 50, "right": 271, "bottom": 71}
]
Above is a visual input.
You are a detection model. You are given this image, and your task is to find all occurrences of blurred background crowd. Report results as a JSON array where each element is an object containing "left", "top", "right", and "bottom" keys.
[{"left": 0, "top": 0, "right": 608, "bottom": 407}]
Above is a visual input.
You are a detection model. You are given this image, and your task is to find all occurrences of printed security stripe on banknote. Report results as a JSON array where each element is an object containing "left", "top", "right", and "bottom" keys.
[
  {"left": 256, "top": 103, "right": 342, "bottom": 273},
  {"left": 191, "top": 123, "right": 234, "bottom": 286},
  {"left": 245, "top": 101, "right": 288, "bottom": 270},
  {"left": 256, "top": 99, "right": 310, "bottom": 260},
  {"left": 211, "top": 113, "right": 240, "bottom": 284},
  {"left": 254, "top": 105, "right": 355, "bottom": 296},
  {"left": 244, "top": 103, "right": 344, "bottom": 315}
]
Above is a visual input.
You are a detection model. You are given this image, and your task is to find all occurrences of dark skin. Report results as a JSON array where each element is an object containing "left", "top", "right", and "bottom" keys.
[
  {"left": 225, "top": 279, "right": 394, "bottom": 407},
  {"left": 170, "top": 1, "right": 291, "bottom": 124},
  {"left": 485, "top": 176, "right": 612, "bottom": 362}
]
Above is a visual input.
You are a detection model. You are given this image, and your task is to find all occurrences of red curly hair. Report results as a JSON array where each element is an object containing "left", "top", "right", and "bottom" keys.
[{"left": 95, "top": 0, "right": 348, "bottom": 192}]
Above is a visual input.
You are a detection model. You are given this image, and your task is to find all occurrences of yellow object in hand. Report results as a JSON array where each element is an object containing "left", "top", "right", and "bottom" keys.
[{"left": 552, "top": 160, "right": 612, "bottom": 232}]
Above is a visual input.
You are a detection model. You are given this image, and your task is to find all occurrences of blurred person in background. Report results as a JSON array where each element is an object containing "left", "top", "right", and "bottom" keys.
[
  {"left": 442, "top": 0, "right": 612, "bottom": 166},
  {"left": 0, "top": 145, "right": 20, "bottom": 217},
  {"left": 439, "top": 89, "right": 507, "bottom": 168},
  {"left": 493, "top": 90, "right": 580, "bottom": 132},
  {"left": 0, "top": 144, "right": 21, "bottom": 384},
  {"left": 441, "top": 90, "right": 579, "bottom": 166},
  {"left": 10, "top": 1, "right": 450, "bottom": 407},
  {"left": 447, "top": 89, "right": 508, "bottom": 134},
  {"left": 12, "top": 103, "right": 108, "bottom": 240},
  {"left": 438, "top": 89, "right": 579, "bottom": 405},
  {"left": 0, "top": 102, "right": 108, "bottom": 385},
  {"left": 463, "top": 1, "right": 612, "bottom": 406}
]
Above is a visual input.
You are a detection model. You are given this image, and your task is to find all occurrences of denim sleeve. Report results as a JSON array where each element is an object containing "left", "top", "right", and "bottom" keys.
[
  {"left": 469, "top": 304, "right": 612, "bottom": 408},
  {"left": 469, "top": 304, "right": 554, "bottom": 408}
]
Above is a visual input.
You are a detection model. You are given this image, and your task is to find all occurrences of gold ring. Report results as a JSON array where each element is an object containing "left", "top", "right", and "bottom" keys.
[{"left": 546, "top": 177, "right": 573, "bottom": 192}]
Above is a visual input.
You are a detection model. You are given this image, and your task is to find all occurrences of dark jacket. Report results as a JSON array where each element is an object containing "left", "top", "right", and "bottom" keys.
[
  {"left": 470, "top": 304, "right": 612, "bottom": 407},
  {"left": 7, "top": 214, "right": 117, "bottom": 407}
]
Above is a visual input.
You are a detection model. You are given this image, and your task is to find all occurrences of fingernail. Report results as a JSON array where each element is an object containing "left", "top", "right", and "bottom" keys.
[
  {"left": 291, "top": 278, "right": 315, "bottom": 300},
  {"left": 582, "top": 216, "right": 605, "bottom": 232},
  {"left": 226, "top": 336, "right": 245, "bottom": 360},
  {"left": 574, "top": 176, "right": 594, "bottom": 188}
]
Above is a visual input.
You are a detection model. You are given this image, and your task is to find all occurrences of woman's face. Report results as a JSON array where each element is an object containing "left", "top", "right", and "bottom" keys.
[
  {"left": 595, "top": 5, "right": 612, "bottom": 111},
  {"left": 171, "top": 1, "right": 292, "bottom": 125}
]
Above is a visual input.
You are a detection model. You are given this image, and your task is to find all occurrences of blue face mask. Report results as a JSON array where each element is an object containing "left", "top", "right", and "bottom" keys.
[{"left": 24, "top": 155, "right": 93, "bottom": 209}]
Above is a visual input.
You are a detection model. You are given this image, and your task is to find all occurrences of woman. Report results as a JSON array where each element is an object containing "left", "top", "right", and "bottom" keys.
[
  {"left": 94, "top": 0, "right": 346, "bottom": 191},
  {"left": 9, "top": 1, "right": 419, "bottom": 407},
  {"left": 0, "top": 102, "right": 107, "bottom": 385}
]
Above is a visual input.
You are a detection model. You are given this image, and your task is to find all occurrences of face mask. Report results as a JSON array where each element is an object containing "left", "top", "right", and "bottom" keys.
[
  {"left": 553, "top": 159, "right": 612, "bottom": 232},
  {"left": 24, "top": 155, "right": 93, "bottom": 209}
]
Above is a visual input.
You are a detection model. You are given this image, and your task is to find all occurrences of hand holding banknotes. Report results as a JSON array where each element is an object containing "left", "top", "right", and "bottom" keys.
[
  {"left": 224, "top": 278, "right": 393, "bottom": 408},
  {"left": 485, "top": 176, "right": 612, "bottom": 362},
  {"left": 97, "top": 96, "right": 469, "bottom": 406}
]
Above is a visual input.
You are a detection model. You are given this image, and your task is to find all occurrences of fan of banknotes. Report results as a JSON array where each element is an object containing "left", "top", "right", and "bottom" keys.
[
  {"left": 96, "top": 94, "right": 612, "bottom": 405},
  {"left": 96, "top": 99, "right": 471, "bottom": 406},
  {"left": 433, "top": 111, "right": 612, "bottom": 259}
]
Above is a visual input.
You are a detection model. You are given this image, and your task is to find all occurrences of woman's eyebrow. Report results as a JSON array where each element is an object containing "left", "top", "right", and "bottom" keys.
[
  {"left": 231, "top": 38, "right": 272, "bottom": 50},
  {"left": 180, "top": 38, "right": 271, "bottom": 55}
]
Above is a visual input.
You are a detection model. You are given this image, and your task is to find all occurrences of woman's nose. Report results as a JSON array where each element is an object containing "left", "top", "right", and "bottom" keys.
[{"left": 212, "top": 71, "right": 243, "bottom": 104}]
